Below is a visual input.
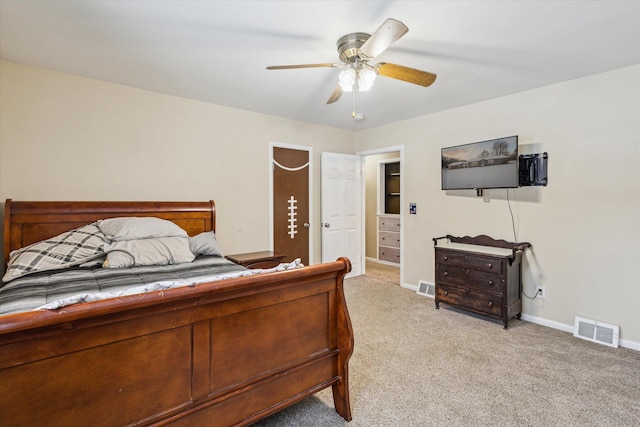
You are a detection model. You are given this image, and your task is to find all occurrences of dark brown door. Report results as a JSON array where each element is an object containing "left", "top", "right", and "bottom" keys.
[{"left": 273, "top": 147, "right": 310, "bottom": 265}]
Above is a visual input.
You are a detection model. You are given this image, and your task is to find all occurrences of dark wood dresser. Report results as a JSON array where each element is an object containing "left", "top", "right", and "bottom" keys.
[{"left": 432, "top": 235, "right": 530, "bottom": 329}]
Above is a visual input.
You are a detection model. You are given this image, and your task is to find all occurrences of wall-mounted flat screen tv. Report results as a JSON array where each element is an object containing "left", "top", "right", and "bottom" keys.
[{"left": 441, "top": 136, "right": 519, "bottom": 190}]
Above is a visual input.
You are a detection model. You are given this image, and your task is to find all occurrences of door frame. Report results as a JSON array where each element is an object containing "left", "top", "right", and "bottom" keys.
[
  {"left": 269, "top": 141, "right": 314, "bottom": 264},
  {"left": 357, "top": 145, "right": 405, "bottom": 288}
]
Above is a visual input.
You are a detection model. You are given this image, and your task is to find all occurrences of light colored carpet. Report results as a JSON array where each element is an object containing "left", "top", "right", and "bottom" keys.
[
  {"left": 364, "top": 260, "right": 399, "bottom": 285},
  {"left": 252, "top": 274, "right": 640, "bottom": 426}
]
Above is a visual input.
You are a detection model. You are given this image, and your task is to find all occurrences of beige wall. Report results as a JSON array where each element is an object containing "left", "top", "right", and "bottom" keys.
[
  {"left": 356, "top": 65, "right": 640, "bottom": 346},
  {"left": 2, "top": 60, "right": 639, "bottom": 347},
  {"left": 0, "top": 60, "right": 355, "bottom": 264}
]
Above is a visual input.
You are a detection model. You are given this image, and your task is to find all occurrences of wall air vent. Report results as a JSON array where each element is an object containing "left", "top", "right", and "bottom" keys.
[
  {"left": 417, "top": 280, "right": 435, "bottom": 298},
  {"left": 573, "top": 316, "right": 619, "bottom": 348}
]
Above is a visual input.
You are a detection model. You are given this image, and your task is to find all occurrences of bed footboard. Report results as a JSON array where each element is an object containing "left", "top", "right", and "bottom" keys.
[{"left": 0, "top": 258, "right": 353, "bottom": 426}]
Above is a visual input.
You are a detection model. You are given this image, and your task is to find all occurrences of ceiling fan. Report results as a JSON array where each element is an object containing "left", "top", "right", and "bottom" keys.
[{"left": 266, "top": 18, "right": 437, "bottom": 106}]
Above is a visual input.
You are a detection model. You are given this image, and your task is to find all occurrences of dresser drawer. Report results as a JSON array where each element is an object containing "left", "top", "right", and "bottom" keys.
[
  {"left": 436, "top": 264, "right": 503, "bottom": 291},
  {"left": 378, "top": 216, "right": 400, "bottom": 232},
  {"left": 436, "top": 284, "right": 503, "bottom": 317},
  {"left": 379, "top": 246, "right": 400, "bottom": 263},
  {"left": 436, "top": 249, "right": 503, "bottom": 274},
  {"left": 379, "top": 231, "right": 400, "bottom": 248}
]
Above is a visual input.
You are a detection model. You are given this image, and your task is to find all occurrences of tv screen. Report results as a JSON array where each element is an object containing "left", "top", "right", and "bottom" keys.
[{"left": 441, "top": 136, "right": 519, "bottom": 190}]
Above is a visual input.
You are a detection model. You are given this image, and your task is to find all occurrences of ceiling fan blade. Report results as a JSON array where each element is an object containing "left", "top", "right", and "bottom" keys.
[
  {"left": 266, "top": 63, "right": 340, "bottom": 70},
  {"left": 326, "top": 85, "right": 343, "bottom": 104},
  {"left": 375, "top": 62, "right": 437, "bottom": 87},
  {"left": 359, "top": 18, "right": 409, "bottom": 60}
]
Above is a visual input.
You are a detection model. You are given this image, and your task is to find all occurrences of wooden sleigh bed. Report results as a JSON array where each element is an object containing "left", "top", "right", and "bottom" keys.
[{"left": 0, "top": 199, "right": 353, "bottom": 426}]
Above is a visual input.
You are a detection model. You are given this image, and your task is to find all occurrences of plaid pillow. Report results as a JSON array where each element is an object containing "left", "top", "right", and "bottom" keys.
[{"left": 2, "top": 223, "right": 108, "bottom": 283}]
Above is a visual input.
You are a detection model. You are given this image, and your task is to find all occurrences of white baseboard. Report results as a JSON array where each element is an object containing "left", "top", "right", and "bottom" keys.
[
  {"left": 619, "top": 339, "right": 640, "bottom": 351},
  {"left": 402, "top": 283, "right": 417, "bottom": 291},
  {"left": 519, "top": 313, "right": 573, "bottom": 333},
  {"left": 366, "top": 256, "right": 400, "bottom": 268},
  {"left": 521, "top": 313, "right": 640, "bottom": 351}
]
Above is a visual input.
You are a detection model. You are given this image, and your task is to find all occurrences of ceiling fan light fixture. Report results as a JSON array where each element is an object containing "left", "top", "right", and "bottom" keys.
[
  {"left": 358, "top": 67, "right": 376, "bottom": 91},
  {"left": 338, "top": 68, "right": 356, "bottom": 92},
  {"left": 267, "top": 18, "right": 436, "bottom": 107}
]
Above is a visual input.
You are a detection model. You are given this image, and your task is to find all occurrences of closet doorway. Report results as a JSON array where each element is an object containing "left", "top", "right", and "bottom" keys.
[{"left": 361, "top": 147, "right": 403, "bottom": 286}]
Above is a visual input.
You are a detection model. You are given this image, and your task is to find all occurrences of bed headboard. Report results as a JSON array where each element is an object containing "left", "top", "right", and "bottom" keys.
[{"left": 3, "top": 199, "right": 216, "bottom": 267}]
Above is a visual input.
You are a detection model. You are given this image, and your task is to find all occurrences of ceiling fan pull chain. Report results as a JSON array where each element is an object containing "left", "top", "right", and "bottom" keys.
[{"left": 352, "top": 85, "right": 356, "bottom": 118}]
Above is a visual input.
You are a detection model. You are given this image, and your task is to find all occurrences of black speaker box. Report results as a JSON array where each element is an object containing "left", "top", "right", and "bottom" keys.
[{"left": 519, "top": 153, "right": 548, "bottom": 186}]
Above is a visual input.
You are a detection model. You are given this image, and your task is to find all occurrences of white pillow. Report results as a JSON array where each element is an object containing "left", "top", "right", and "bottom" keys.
[
  {"left": 97, "top": 217, "right": 187, "bottom": 242},
  {"left": 189, "top": 231, "right": 224, "bottom": 257},
  {"left": 103, "top": 237, "right": 195, "bottom": 268}
]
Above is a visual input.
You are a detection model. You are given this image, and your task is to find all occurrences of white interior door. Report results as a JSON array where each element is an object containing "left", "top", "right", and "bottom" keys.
[{"left": 321, "top": 152, "right": 362, "bottom": 278}]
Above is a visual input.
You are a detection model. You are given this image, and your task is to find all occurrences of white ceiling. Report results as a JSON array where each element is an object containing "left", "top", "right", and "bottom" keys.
[{"left": 1, "top": 1, "right": 639, "bottom": 130}]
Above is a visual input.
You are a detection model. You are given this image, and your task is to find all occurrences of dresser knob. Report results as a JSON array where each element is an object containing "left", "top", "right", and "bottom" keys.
[
  {"left": 487, "top": 263, "right": 493, "bottom": 269},
  {"left": 488, "top": 280, "right": 494, "bottom": 286},
  {"left": 443, "top": 256, "right": 448, "bottom": 261},
  {"left": 487, "top": 301, "right": 493, "bottom": 307},
  {"left": 443, "top": 271, "right": 448, "bottom": 276}
]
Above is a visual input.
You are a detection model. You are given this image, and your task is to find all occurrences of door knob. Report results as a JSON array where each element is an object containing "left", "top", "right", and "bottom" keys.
[
  {"left": 322, "top": 222, "right": 331, "bottom": 228},
  {"left": 303, "top": 223, "right": 310, "bottom": 229}
]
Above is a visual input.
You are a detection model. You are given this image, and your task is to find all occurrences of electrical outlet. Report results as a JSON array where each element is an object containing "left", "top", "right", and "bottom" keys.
[{"left": 536, "top": 286, "right": 546, "bottom": 299}]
